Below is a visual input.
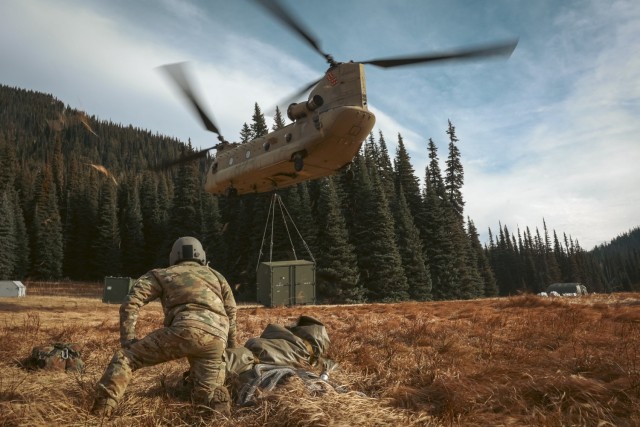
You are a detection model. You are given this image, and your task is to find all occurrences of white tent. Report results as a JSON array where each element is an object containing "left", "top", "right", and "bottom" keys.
[{"left": 0, "top": 281, "right": 26, "bottom": 297}]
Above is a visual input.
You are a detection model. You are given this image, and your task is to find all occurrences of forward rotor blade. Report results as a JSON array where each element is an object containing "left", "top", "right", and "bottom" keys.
[
  {"left": 152, "top": 146, "right": 214, "bottom": 171},
  {"left": 158, "top": 62, "right": 222, "bottom": 136},
  {"left": 361, "top": 39, "right": 518, "bottom": 68},
  {"left": 254, "top": 0, "right": 333, "bottom": 64}
]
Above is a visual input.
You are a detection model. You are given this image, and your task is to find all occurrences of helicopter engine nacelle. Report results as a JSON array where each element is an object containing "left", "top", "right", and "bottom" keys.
[{"left": 287, "top": 95, "right": 324, "bottom": 121}]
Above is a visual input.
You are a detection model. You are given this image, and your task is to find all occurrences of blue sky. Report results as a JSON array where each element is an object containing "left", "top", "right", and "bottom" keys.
[{"left": 1, "top": 0, "right": 639, "bottom": 249}]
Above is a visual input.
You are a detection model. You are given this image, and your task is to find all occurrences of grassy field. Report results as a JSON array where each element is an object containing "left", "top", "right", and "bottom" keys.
[{"left": 0, "top": 283, "right": 639, "bottom": 426}]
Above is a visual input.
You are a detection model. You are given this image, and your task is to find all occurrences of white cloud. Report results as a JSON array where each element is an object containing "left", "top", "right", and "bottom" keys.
[
  {"left": 463, "top": 0, "right": 640, "bottom": 249},
  {"left": 2, "top": 0, "right": 638, "bottom": 250}
]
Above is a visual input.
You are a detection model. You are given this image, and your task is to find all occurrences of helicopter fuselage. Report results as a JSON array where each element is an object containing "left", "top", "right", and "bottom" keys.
[{"left": 203, "top": 62, "right": 376, "bottom": 195}]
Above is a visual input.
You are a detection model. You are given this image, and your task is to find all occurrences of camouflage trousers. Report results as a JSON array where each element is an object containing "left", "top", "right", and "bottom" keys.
[{"left": 95, "top": 325, "right": 226, "bottom": 407}]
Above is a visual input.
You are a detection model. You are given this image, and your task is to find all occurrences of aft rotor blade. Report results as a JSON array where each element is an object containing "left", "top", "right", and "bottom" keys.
[
  {"left": 152, "top": 146, "right": 213, "bottom": 171},
  {"left": 254, "top": 0, "right": 334, "bottom": 64},
  {"left": 272, "top": 77, "right": 323, "bottom": 113},
  {"left": 158, "top": 62, "right": 222, "bottom": 136},
  {"left": 361, "top": 39, "right": 519, "bottom": 68}
]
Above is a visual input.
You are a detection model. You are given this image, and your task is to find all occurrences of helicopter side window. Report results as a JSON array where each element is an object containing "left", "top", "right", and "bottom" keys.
[
  {"left": 229, "top": 157, "right": 234, "bottom": 166},
  {"left": 264, "top": 137, "right": 277, "bottom": 152},
  {"left": 245, "top": 150, "right": 251, "bottom": 159}
]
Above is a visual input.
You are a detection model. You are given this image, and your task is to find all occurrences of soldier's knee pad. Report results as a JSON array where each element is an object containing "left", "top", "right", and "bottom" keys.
[
  {"left": 114, "top": 348, "right": 142, "bottom": 371},
  {"left": 212, "top": 361, "right": 226, "bottom": 384}
]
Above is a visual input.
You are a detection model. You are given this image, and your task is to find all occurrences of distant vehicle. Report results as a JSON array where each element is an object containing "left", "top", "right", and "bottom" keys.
[
  {"left": 546, "top": 283, "right": 588, "bottom": 296},
  {"left": 156, "top": 0, "right": 517, "bottom": 196}
]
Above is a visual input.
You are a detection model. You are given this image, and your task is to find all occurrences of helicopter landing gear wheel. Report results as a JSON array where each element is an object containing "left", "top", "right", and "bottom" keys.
[{"left": 293, "top": 153, "right": 304, "bottom": 172}]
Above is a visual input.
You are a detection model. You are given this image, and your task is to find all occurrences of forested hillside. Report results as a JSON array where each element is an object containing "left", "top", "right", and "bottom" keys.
[{"left": 1, "top": 84, "right": 638, "bottom": 300}]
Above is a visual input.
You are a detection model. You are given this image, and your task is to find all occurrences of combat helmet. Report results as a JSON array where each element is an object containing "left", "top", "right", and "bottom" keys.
[{"left": 170, "top": 236, "right": 206, "bottom": 266}]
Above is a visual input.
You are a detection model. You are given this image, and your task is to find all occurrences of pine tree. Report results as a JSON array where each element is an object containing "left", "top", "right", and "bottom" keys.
[
  {"left": 118, "top": 177, "right": 146, "bottom": 277},
  {"left": 496, "top": 224, "right": 522, "bottom": 295},
  {"left": 445, "top": 209, "right": 481, "bottom": 299},
  {"left": 140, "top": 172, "right": 167, "bottom": 268},
  {"left": 524, "top": 226, "right": 545, "bottom": 292},
  {"left": 31, "top": 167, "right": 63, "bottom": 279},
  {"left": 91, "top": 180, "right": 121, "bottom": 279},
  {"left": 294, "top": 182, "right": 319, "bottom": 259},
  {"left": 63, "top": 163, "right": 100, "bottom": 279},
  {"left": 0, "top": 192, "right": 17, "bottom": 279},
  {"left": 220, "top": 192, "right": 269, "bottom": 295},
  {"left": 445, "top": 120, "right": 465, "bottom": 220},
  {"left": 168, "top": 142, "right": 203, "bottom": 242},
  {"left": 545, "top": 228, "right": 561, "bottom": 282},
  {"left": 426, "top": 138, "right": 446, "bottom": 199},
  {"left": 219, "top": 194, "right": 243, "bottom": 282},
  {"left": 315, "top": 177, "right": 363, "bottom": 303},
  {"left": 0, "top": 136, "right": 17, "bottom": 191},
  {"left": 12, "top": 189, "right": 29, "bottom": 278},
  {"left": 393, "top": 187, "right": 432, "bottom": 300},
  {"left": 393, "top": 133, "right": 422, "bottom": 222},
  {"left": 202, "top": 193, "right": 227, "bottom": 269},
  {"left": 239, "top": 122, "right": 253, "bottom": 143},
  {"left": 250, "top": 103, "right": 269, "bottom": 139},
  {"left": 0, "top": 137, "right": 20, "bottom": 279},
  {"left": 467, "top": 218, "right": 498, "bottom": 297},
  {"left": 352, "top": 152, "right": 408, "bottom": 302},
  {"left": 52, "top": 138, "right": 65, "bottom": 216},
  {"left": 368, "top": 131, "right": 395, "bottom": 201},
  {"left": 442, "top": 122, "right": 484, "bottom": 299},
  {"left": 272, "top": 106, "right": 286, "bottom": 130},
  {"left": 243, "top": 193, "right": 272, "bottom": 298},
  {"left": 422, "top": 141, "right": 456, "bottom": 299}
]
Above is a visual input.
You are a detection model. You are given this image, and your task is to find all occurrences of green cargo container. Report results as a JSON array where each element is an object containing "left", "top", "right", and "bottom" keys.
[
  {"left": 257, "top": 260, "right": 315, "bottom": 307},
  {"left": 102, "top": 277, "right": 133, "bottom": 304}
]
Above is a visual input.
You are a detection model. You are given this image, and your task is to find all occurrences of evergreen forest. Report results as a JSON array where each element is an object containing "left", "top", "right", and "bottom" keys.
[{"left": 1, "top": 85, "right": 639, "bottom": 301}]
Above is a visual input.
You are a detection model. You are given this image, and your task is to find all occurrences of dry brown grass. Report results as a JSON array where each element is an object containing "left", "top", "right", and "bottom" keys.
[{"left": 1, "top": 289, "right": 639, "bottom": 426}]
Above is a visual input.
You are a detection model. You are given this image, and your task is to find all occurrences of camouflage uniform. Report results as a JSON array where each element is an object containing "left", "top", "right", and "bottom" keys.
[{"left": 93, "top": 261, "right": 237, "bottom": 416}]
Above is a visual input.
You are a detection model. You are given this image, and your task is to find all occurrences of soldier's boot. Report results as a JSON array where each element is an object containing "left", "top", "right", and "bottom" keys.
[
  {"left": 210, "top": 386, "right": 231, "bottom": 417},
  {"left": 91, "top": 397, "right": 117, "bottom": 418}
]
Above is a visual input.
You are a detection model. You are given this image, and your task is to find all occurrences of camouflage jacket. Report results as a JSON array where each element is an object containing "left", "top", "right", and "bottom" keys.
[{"left": 120, "top": 261, "right": 237, "bottom": 346}]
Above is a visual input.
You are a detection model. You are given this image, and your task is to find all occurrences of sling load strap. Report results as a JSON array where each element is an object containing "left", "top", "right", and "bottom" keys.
[
  {"left": 277, "top": 194, "right": 316, "bottom": 264},
  {"left": 237, "top": 364, "right": 296, "bottom": 405},
  {"left": 256, "top": 193, "right": 316, "bottom": 272},
  {"left": 236, "top": 363, "right": 360, "bottom": 406}
]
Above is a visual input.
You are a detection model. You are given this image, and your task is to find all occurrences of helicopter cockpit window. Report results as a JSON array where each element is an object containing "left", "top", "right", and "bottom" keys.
[{"left": 212, "top": 162, "right": 218, "bottom": 173}]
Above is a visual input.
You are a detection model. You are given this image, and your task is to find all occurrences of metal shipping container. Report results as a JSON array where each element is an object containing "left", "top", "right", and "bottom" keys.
[
  {"left": 103, "top": 277, "right": 133, "bottom": 304},
  {"left": 257, "top": 260, "right": 315, "bottom": 307}
]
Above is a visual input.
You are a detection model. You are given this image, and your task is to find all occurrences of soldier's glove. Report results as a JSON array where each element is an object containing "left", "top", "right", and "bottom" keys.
[{"left": 121, "top": 338, "right": 139, "bottom": 349}]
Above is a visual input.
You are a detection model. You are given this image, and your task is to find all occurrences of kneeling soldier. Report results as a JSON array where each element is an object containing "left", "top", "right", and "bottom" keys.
[{"left": 92, "top": 236, "right": 237, "bottom": 418}]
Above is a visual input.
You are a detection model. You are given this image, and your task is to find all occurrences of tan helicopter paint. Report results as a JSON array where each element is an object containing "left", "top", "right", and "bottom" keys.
[{"left": 203, "top": 62, "right": 376, "bottom": 195}]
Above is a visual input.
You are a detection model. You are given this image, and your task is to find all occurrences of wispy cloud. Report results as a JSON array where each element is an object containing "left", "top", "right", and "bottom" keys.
[
  {"left": 463, "top": 0, "right": 640, "bottom": 248},
  {"left": 1, "top": 0, "right": 638, "bottom": 250}
]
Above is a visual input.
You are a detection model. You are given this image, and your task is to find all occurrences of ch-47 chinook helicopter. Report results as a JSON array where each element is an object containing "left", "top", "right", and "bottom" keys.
[{"left": 156, "top": 0, "right": 517, "bottom": 196}]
